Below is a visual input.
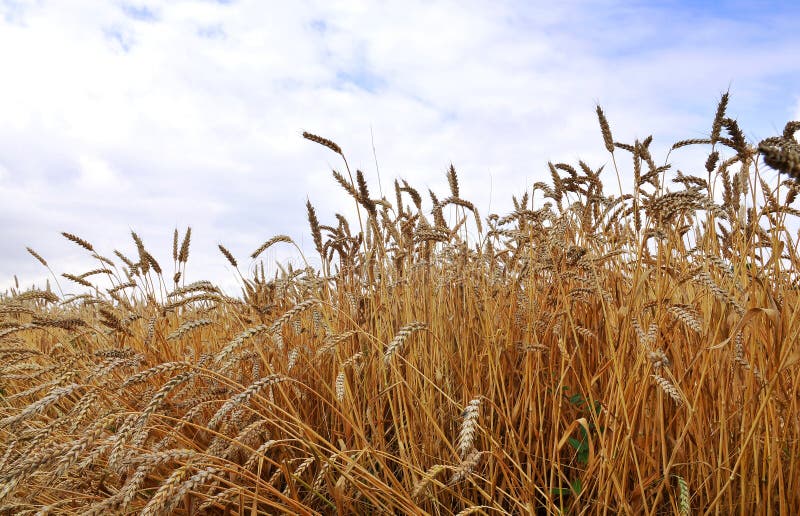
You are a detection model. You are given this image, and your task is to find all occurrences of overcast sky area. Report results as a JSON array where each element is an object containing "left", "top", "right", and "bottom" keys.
[{"left": 1, "top": 0, "right": 799, "bottom": 296}]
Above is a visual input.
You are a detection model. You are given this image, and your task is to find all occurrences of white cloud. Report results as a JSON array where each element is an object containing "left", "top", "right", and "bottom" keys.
[
  {"left": 1, "top": 0, "right": 799, "bottom": 293},
  {"left": 77, "top": 154, "right": 124, "bottom": 189}
]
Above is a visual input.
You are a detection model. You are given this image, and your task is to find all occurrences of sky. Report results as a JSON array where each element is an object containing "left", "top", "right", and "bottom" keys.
[{"left": 1, "top": 0, "right": 799, "bottom": 296}]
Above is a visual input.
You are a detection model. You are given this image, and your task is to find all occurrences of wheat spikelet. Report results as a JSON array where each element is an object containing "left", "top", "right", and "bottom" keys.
[
  {"left": 355, "top": 169, "right": 371, "bottom": 204},
  {"left": 139, "top": 464, "right": 191, "bottom": 516},
  {"left": 692, "top": 271, "right": 744, "bottom": 314},
  {"left": 143, "top": 250, "right": 162, "bottom": 275},
  {"left": 447, "top": 163, "right": 460, "bottom": 198},
  {"left": 272, "top": 331, "right": 285, "bottom": 351},
  {"left": 269, "top": 298, "right": 319, "bottom": 334},
  {"left": 335, "top": 351, "right": 364, "bottom": 401},
  {"left": 166, "top": 466, "right": 220, "bottom": 515},
  {"left": 644, "top": 322, "right": 658, "bottom": 347},
  {"left": 250, "top": 235, "right": 293, "bottom": 259},
  {"left": 306, "top": 200, "right": 325, "bottom": 257},
  {"left": 86, "top": 355, "right": 138, "bottom": 385},
  {"left": 242, "top": 439, "right": 279, "bottom": 471},
  {"left": 287, "top": 348, "right": 299, "bottom": 372},
  {"left": 733, "top": 331, "right": 749, "bottom": 370},
  {"left": 334, "top": 370, "right": 347, "bottom": 402},
  {"left": 783, "top": 120, "right": 800, "bottom": 140},
  {"left": 61, "top": 232, "right": 94, "bottom": 252},
  {"left": 143, "top": 315, "right": 157, "bottom": 347},
  {"left": 98, "top": 306, "right": 128, "bottom": 334},
  {"left": 759, "top": 134, "right": 800, "bottom": 182},
  {"left": 58, "top": 293, "right": 94, "bottom": 305},
  {"left": 436, "top": 196, "right": 483, "bottom": 234},
  {"left": 268, "top": 461, "right": 286, "bottom": 487},
  {"left": 67, "top": 390, "right": 100, "bottom": 433},
  {"left": 4, "top": 375, "right": 62, "bottom": 401},
  {"left": 176, "top": 226, "right": 191, "bottom": 264},
  {"left": 667, "top": 304, "right": 703, "bottom": 333},
  {"left": 646, "top": 348, "right": 671, "bottom": 369},
  {"left": 163, "top": 293, "right": 224, "bottom": 312},
  {"left": 136, "top": 370, "right": 196, "bottom": 429},
  {"left": 172, "top": 227, "right": 179, "bottom": 261},
  {"left": 674, "top": 474, "right": 690, "bottom": 515},
  {"left": 114, "top": 449, "right": 199, "bottom": 512},
  {"left": 1, "top": 304, "right": 34, "bottom": 319},
  {"left": 384, "top": 322, "right": 427, "bottom": 364},
  {"left": 449, "top": 450, "right": 483, "bottom": 485},
  {"left": 62, "top": 273, "right": 93, "bottom": 288},
  {"left": 11, "top": 289, "right": 59, "bottom": 304},
  {"left": 596, "top": 106, "right": 615, "bottom": 153},
  {"left": 458, "top": 397, "right": 482, "bottom": 459},
  {"left": 195, "top": 486, "right": 241, "bottom": 513},
  {"left": 456, "top": 506, "right": 493, "bottom": 516},
  {"left": 166, "top": 318, "right": 213, "bottom": 341},
  {"left": 167, "top": 280, "right": 220, "bottom": 297},
  {"left": 107, "top": 280, "right": 136, "bottom": 294},
  {"left": 651, "top": 373, "right": 683, "bottom": 406},
  {"left": 311, "top": 454, "right": 336, "bottom": 494},
  {"left": 282, "top": 456, "right": 314, "bottom": 495},
  {"left": 26, "top": 247, "right": 48, "bottom": 267},
  {"left": 221, "top": 419, "right": 269, "bottom": 461},
  {"left": 709, "top": 91, "right": 730, "bottom": 145},
  {"left": 630, "top": 316, "right": 644, "bottom": 345},
  {"left": 302, "top": 131, "right": 342, "bottom": 154},
  {"left": 0, "top": 383, "right": 83, "bottom": 429},
  {"left": 78, "top": 268, "right": 112, "bottom": 279},
  {"left": 705, "top": 150, "right": 720, "bottom": 173},
  {"left": 53, "top": 412, "right": 110, "bottom": 477},
  {"left": 721, "top": 117, "right": 747, "bottom": 154},
  {"left": 331, "top": 169, "right": 360, "bottom": 201},
  {"left": 671, "top": 138, "right": 712, "bottom": 150},
  {"left": 612, "top": 141, "right": 635, "bottom": 153},
  {"left": 217, "top": 244, "right": 237, "bottom": 267},
  {"left": 1, "top": 442, "right": 66, "bottom": 484},
  {"left": 130, "top": 231, "right": 150, "bottom": 274},
  {"left": 400, "top": 179, "right": 422, "bottom": 210},
  {"left": 207, "top": 374, "right": 287, "bottom": 430},
  {"left": 412, "top": 464, "right": 447, "bottom": 501},
  {"left": 113, "top": 249, "right": 135, "bottom": 269}
]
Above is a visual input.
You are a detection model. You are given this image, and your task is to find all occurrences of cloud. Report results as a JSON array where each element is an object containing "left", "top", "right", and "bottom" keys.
[
  {"left": 77, "top": 154, "right": 126, "bottom": 190},
  {"left": 1, "top": 0, "right": 799, "bottom": 293}
]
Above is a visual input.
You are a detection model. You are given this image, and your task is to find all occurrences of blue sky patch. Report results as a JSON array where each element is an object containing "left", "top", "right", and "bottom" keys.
[
  {"left": 309, "top": 19, "right": 327, "bottom": 33},
  {"left": 198, "top": 24, "right": 226, "bottom": 39},
  {"left": 121, "top": 3, "right": 158, "bottom": 23},
  {"left": 104, "top": 25, "right": 135, "bottom": 53}
]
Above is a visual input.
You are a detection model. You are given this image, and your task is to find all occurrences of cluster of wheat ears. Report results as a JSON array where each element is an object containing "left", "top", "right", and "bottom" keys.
[{"left": 1, "top": 94, "right": 800, "bottom": 514}]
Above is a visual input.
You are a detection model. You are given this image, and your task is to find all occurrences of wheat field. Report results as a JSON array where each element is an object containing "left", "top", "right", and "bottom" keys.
[{"left": 1, "top": 94, "right": 800, "bottom": 514}]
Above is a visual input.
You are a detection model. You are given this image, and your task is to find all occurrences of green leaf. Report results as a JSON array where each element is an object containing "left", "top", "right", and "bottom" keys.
[
  {"left": 550, "top": 487, "right": 572, "bottom": 497},
  {"left": 571, "top": 478, "right": 583, "bottom": 495}
]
